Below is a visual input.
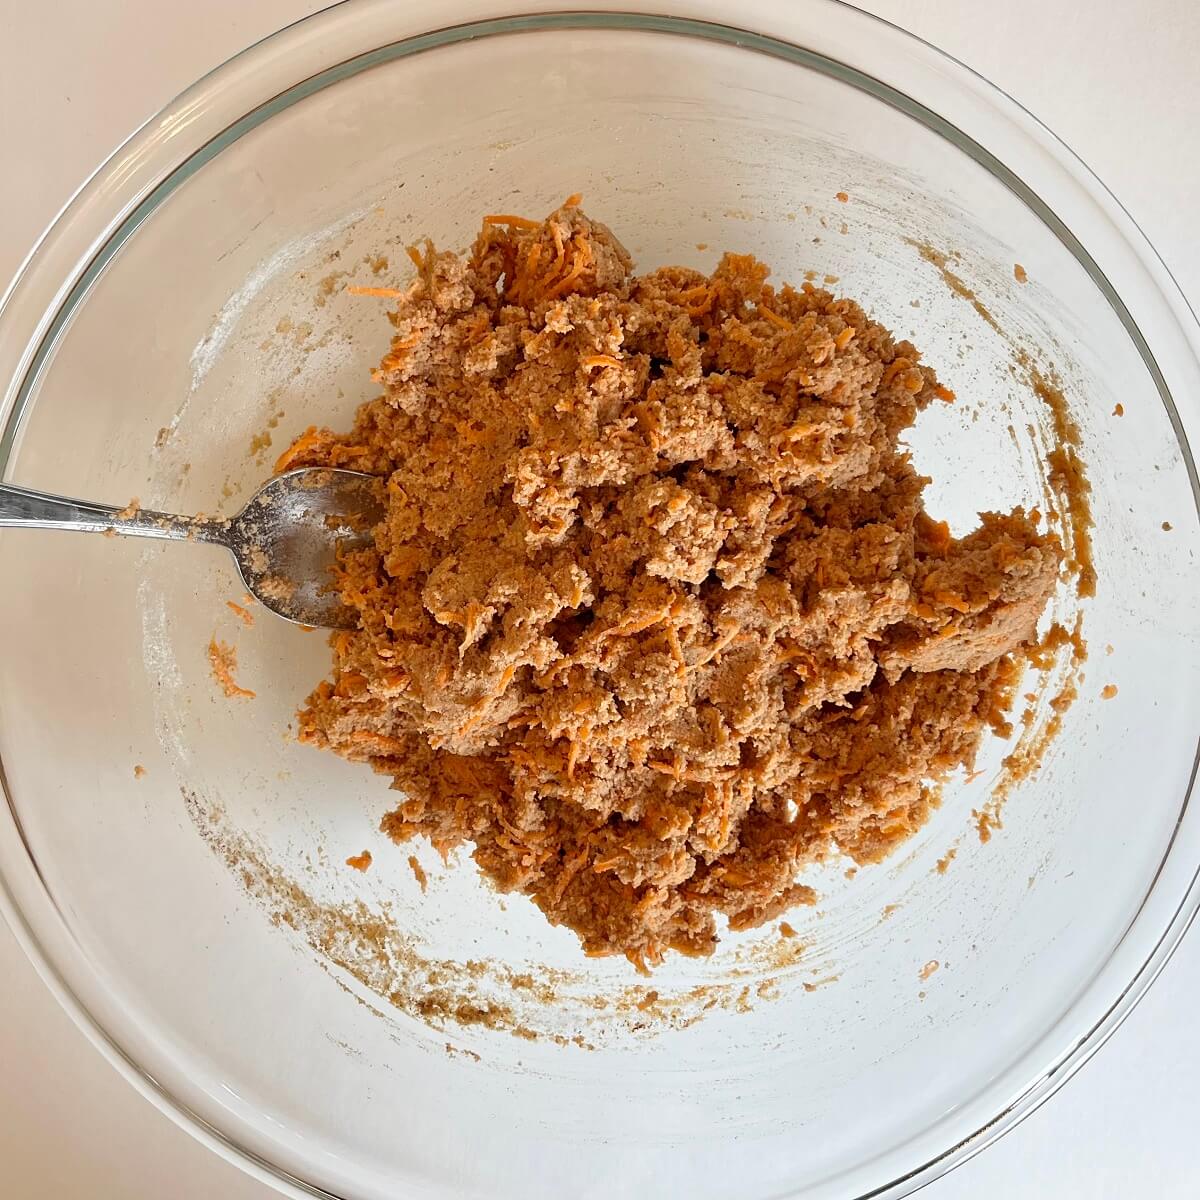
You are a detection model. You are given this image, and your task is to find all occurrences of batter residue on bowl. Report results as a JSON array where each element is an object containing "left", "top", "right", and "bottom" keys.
[{"left": 282, "top": 198, "right": 1061, "bottom": 971}]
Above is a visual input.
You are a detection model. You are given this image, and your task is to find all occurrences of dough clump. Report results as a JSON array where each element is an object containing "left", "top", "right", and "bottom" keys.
[{"left": 291, "top": 201, "right": 1060, "bottom": 969}]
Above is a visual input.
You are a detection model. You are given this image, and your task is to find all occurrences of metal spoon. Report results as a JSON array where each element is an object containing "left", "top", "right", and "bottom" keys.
[{"left": 0, "top": 468, "right": 384, "bottom": 630}]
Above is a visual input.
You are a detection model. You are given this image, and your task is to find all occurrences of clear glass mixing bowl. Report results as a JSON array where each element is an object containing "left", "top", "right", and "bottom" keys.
[{"left": 1, "top": 3, "right": 1198, "bottom": 1198}]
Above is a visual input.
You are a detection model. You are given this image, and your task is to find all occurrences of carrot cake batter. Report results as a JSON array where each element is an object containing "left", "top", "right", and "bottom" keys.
[{"left": 287, "top": 199, "right": 1060, "bottom": 969}]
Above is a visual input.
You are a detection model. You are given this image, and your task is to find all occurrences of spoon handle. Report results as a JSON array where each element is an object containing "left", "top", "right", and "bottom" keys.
[{"left": 0, "top": 482, "right": 228, "bottom": 544}]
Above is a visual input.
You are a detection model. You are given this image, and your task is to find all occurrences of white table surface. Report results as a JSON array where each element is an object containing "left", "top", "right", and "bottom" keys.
[{"left": 2, "top": 2, "right": 1198, "bottom": 1196}]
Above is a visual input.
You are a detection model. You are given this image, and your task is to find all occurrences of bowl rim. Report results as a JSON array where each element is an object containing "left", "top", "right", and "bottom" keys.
[{"left": 1, "top": 3, "right": 1199, "bottom": 1199}]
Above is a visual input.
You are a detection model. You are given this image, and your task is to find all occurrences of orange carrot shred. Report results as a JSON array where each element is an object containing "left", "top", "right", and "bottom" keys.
[
  {"left": 273, "top": 426, "right": 328, "bottom": 474},
  {"left": 483, "top": 213, "right": 541, "bottom": 229},
  {"left": 226, "top": 599, "right": 255, "bottom": 627},
  {"left": 207, "top": 637, "right": 255, "bottom": 699},
  {"left": 346, "top": 285, "right": 405, "bottom": 298},
  {"left": 758, "top": 305, "right": 793, "bottom": 330}
]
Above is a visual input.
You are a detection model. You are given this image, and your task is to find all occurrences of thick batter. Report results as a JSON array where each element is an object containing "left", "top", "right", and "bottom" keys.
[{"left": 288, "top": 199, "right": 1060, "bottom": 970}]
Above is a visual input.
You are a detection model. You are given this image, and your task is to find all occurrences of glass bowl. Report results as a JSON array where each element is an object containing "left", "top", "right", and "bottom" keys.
[{"left": 1, "top": 3, "right": 1198, "bottom": 1198}]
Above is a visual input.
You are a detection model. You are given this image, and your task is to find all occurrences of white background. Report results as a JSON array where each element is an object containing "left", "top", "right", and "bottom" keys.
[{"left": 1, "top": 2, "right": 1198, "bottom": 1196}]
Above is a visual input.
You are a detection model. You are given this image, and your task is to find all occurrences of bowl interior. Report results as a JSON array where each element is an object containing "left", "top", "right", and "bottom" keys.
[{"left": 1, "top": 21, "right": 1198, "bottom": 1200}]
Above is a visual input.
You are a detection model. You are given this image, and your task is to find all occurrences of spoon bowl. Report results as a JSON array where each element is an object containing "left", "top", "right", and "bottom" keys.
[{"left": 0, "top": 467, "right": 384, "bottom": 629}]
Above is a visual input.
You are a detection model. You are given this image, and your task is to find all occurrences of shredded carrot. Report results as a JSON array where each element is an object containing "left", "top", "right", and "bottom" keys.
[
  {"left": 544, "top": 251, "right": 590, "bottom": 300},
  {"left": 548, "top": 849, "right": 589, "bottom": 904},
  {"left": 407, "top": 854, "right": 428, "bottom": 891},
  {"left": 562, "top": 192, "right": 583, "bottom": 208},
  {"left": 581, "top": 354, "right": 623, "bottom": 370},
  {"left": 758, "top": 305, "right": 793, "bottom": 330},
  {"left": 599, "top": 605, "right": 673, "bottom": 642},
  {"left": 483, "top": 213, "right": 542, "bottom": 230},
  {"left": 931, "top": 590, "right": 973, "bottom": 614},
  {"left": 406, "top": 245, "right": 425, "bottom": 270},
  {"left": 492, "top": 664, "right": 516, "bottom": 698},
  {"left": 880, "top": 357, "right": 912, "bottom": 387},
  {"left": 273, "top": 426, "right": 329, "bottom": 473},
  {"left": 345, "top": 850, "right": 373, "bottom": 872},
  {"left": 584, "top": 945, "right": 620, "bottom": 959},
  {"left": 207, "top": 637, "right": 255, "bottom": 699},
  {"left": 548, "top": 223, "right": 567, "bottom": 281},
  {"left": 346, "top": 285, "right": 405, "bottom": 298},
  {"left": 566, "top": 737, "right": 582, "bottom": 781},
  {"left": 694, "top": 624, "right": 743, "bottom": 667},
  {"left": 716, "top": 783, "right": 731, "bottom": 849},
  {"left": 672, "top": 284, "right": 715, "bottom": 316},
  {"left": 511, "top": 240, "right": 543, "bottom": 305},
  {"left": 348, "top": 730, "right": 408, "bottom": 755},
  {"left": 225, "top": 599, "right": 254, "bottom": 627},
  {"left": 455, "top": 713, "right": 482, "bottom": 739},
  {"left": 834, "top": 327, "right": 855, "bottom": 350},
  {"left": 665, "top": 623, "right": 686, "bottom": 673}
]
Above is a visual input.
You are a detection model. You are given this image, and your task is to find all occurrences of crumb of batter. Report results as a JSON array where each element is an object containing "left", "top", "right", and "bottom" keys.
[
  {"left": 346, "top": 850, "right": 373, "bottom": 871},
  {"left": 1100, "top": 684, "right": 1118, "bottom": 700},
  {"left": 911, "top": 240, "right": 1001, "bottom": 334},
  {"left": 133, "top": 764, "right": 147, "bottom": 780},
  {"left": 803, "top": 975, "right": 839, "bottom": 992},
  {"left": 116, "top": 497, "right": 141, "bottom": 520},
  {"left": 208, "top": 636, "right": 256, "bottom": 699},
  {"left": 290, "top": 199, "right": 1062, "bottom": 970},
  {"left": 1013, "top": 263, "right": 1028, "bottom": 284}
]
